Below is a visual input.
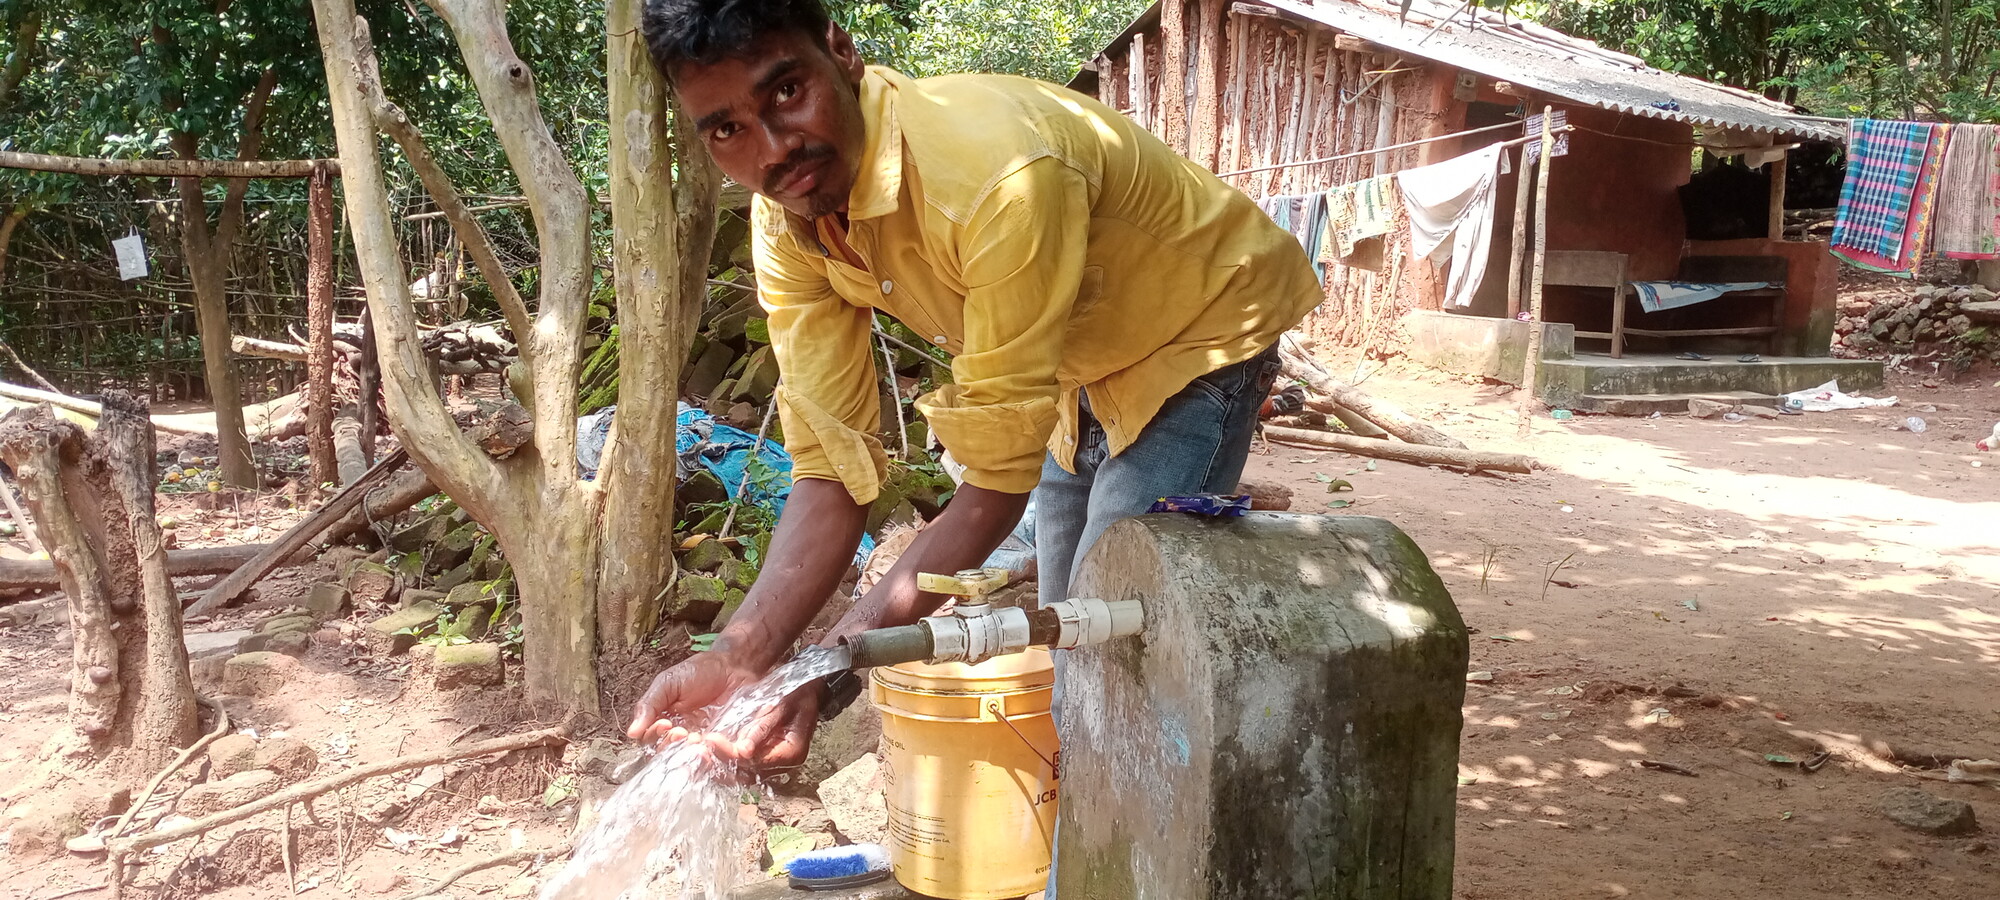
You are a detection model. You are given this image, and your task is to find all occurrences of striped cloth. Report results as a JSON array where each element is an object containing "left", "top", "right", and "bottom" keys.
[
  {"left": 1832, "top": 120, "right": 1945, "bottom": 273},
  {"left": 1932, "top": 123, "right": 2000, "bottom": 260}
]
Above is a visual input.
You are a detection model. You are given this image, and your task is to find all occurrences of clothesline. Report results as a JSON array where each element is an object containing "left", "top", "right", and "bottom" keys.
[
  {"left": 1250, "top": 126, "right": 1575, "bottom": 199},
  {"left": 1217, "top": 120, "right": 1525, "bottom": 178}
]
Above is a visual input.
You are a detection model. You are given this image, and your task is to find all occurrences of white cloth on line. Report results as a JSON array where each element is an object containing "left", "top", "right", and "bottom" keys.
[{"left": 1397, "top": 144, "right": 1504, "bottom": 308}]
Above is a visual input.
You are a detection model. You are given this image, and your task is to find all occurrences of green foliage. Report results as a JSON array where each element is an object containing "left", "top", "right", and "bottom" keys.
[
  {"left": 1537, "top": 0, "right": 2000, "bottom": 121},
  {"left": 843, "top": 0, "right": 1152, "bottom": 83}
]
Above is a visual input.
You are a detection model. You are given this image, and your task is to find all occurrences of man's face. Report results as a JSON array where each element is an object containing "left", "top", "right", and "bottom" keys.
[{"left": 673, "top": 25, "right": 867, "bottom": 219}]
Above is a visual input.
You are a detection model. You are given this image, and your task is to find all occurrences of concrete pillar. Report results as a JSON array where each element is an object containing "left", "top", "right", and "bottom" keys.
[{"left": 1056, "top": 512, "right": 1468, "bottom": 900}]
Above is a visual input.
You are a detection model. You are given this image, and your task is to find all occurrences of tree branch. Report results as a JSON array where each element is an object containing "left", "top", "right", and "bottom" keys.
[
  {"left": 0, "top": 150, "right": 333, "bottom": 178},
  {"left": 213, "top": 67, "right": 279, "bottom": 253}
]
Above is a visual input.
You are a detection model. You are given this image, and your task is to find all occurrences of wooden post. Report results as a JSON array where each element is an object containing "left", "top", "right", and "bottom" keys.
[
  {"left": 1160, "top": 0, "right": 1189, "bottom": 154},
  {"left": 1767, "top": 150, "right": 1789, "bottom": 240},
  {"left": 1192, "top": 0, "right": 1225, "bottom": 168},
  {"left": 305, "top": 165, "right": 338, "bottom": 491},
  {"left": 1131, "top": 33, "right": 1149, "bottom": 132},
  {"left": 1226, "top": 12, "right": 1249, "bottom": 178},
  {"left": 1057, "top": 513, "right": 1467, "bottom": 899},
  {"left": 1519, "top": 106, "right": 1556, "bottom": 422},
  {"left": 1504, "top": 145, "right": 1534, "bottom": 320}
]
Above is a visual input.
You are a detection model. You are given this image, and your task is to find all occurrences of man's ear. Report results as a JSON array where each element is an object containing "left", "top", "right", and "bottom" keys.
[{"left": 825, "top": 21, "right": 865, "bottom": 85}]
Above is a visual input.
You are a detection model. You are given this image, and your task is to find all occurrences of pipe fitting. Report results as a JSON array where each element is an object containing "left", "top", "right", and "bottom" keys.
[{"left": 1043, "top": 598, "right": 1145, "bottom": 649}]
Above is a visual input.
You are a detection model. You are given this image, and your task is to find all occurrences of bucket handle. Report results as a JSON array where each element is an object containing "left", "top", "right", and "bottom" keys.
[{"left": 986, "top": 699, "right": 1058, "bottom": 772}]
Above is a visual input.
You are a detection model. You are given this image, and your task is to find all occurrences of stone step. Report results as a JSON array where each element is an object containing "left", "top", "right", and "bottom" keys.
[
  {"left": 1573, "top": 391, "right": 1781, "bottom": 416},
  {"left": 1540, "top": 354, "right": 1884, "bottom": 407}
]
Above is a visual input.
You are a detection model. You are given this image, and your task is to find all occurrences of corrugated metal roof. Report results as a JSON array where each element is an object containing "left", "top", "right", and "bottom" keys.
[{"left": 1087, "top": 0, "right": 1842, "bottom": 142}]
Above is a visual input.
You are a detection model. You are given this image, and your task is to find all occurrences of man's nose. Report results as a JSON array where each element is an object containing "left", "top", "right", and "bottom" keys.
[{"left": 756, "top": 124, "right": 804, "bottom": 171}]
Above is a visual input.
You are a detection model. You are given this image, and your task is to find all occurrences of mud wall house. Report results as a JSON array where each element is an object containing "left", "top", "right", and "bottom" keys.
[{"left": 1070, "top": 0, "right": 1845, "bottom": 375}]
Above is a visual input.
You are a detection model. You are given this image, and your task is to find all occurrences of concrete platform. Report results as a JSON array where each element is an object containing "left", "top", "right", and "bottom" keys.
[
  {"left": 729, "top": 875, "right": 930, "bottom": 899},
  {"left": 1539, "top": 353, "right": 1884, "bottom": 409},
  {"left": 1405, "top": 310, "right": 1574, "bottom": 386}
]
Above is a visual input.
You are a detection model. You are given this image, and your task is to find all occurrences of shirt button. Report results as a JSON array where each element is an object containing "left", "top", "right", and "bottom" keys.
[
  {"left": 880, "top": 280, "right": 894, "bottom": 294},
  {"left": 932, "top": 335, "right": 946, "bottom": 343}
]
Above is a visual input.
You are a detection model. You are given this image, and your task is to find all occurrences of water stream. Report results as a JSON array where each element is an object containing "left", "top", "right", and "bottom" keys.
[{"left": 540, "top": 644, "right": 855, "bottom": 900}]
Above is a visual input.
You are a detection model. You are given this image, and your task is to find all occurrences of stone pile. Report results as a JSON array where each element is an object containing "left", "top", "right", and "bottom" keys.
[{"left": 1837, "top": 282, "right": 2000, "bottom": 359}]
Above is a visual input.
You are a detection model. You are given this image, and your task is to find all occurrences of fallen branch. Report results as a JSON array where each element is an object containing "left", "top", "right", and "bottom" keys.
[
  {"left": 401, "top": 844, "right": 569, "bottom": 900},
  {"left": 1, "top": 466, "right": 44, "bottom": 555},
  {"left": 230, "top": 335, "right": 306, "bottom": 362},
  {"left": 1, "top": 544, "right": 269, "bottom": 592},
  {"left": 0, "top": 383, "right": 211, "bottom": 436},
  {"left": 185, "top": 449, "right": 409, "bottom": 617},
  {"left": 1303, "top": 398, "right": 1391, "bottom": 439},
  {"left": 0, "top": 340, "right": 59, "bottom": 393},
  {"left": 1278, "top": 350, "right": 1466, "bottom": 449},
  {"left": 107, "top": 727, "right": 568, "bottom": 860},
  {"left": 1264, "top": 425, "right": 1539, "bottom": 474},
  {"left": 32, "top": 883, "right": 106, "bottom": 900}
]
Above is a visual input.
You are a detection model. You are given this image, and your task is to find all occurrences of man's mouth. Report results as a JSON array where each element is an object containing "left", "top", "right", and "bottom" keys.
[{"left": 772, "top": 156, "right": 827, "bottom": 198}]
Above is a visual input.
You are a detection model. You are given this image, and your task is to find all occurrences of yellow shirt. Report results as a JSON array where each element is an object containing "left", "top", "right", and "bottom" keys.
[{"left": 754, "top": 66, "right": 1322, "bottom": 504}]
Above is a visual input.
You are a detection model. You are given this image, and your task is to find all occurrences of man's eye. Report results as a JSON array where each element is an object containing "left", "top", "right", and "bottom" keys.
[
  {"left": 712, "top": 122, "right": 739, "bottom": 141},
  {"left": 776, "top": 82, "right": 798, "bottom": 103}
]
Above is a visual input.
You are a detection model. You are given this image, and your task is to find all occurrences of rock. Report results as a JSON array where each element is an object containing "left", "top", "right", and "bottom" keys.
[
  {"left": 725, "top": 401, "right": 758, "bottom": 428},
  {"left": 399, "top": 588, "right": 446, "bottom": 610},
  {"left": 707, "top": 379, "right": 739, "bottom": 416},
  {"left": 221, "top": 652, "right": 300, "bottom": 697},
  {"left": 184, "top": 629, "right": 253, "bottom": 660},
  {"left": 572, "top": 738, "right": 623, "bottom": 779},
  {"left": 303, "top": 582, "right": 350, "bottom": 619},
  {"left": 667, "top": 574, "right": 728, "bottom": 623},
  {"left": 1891, "top": 323, "right": 1914, "bottom": 344},
  {"left": 3, "top": 794, "right": 86, "bottom": 862},
  {"left": 1687, "top": 398, "right": 1736, "bottom": 418},
  {"left": 503, "top": 877, "right": 538, "bottom": 898},
  {"left": 733, "top": 346, "right": 781, "bottom": 402},
  {"left": 177, "top": 769, "right": 281, "bottom": 818},
  {"left": 716, "top": 557, "right": 754, "bottom": 591},
  {"left": 433, "top": 642, "right": 504, "bottom": 690},
  {"left": 798, "top": 693, "right": 882, "bottom": 789},
  {"left": 715, "top": 588, "right": 748, "bottom": 629},
  {"left": 444, "top": 582, "right": 498, "bottom": 609},
  {"left": 1962, "top": 299, "right": 2000, "bottom": 324},
  {"left": 259, "top": 614, "right": 314, "bottom": 635},
  {"left": 683, "top": 537, "right": 735, "bottom": 573},
  {"left": 1880, "top": 787, "right": 1979, "bottom": 836},
  {"left": 207, "top": 733, "right": 262, "bottom": 779},
  {"left": 433, "top": 561, "right": 475, "bottom": 592},
  {"left": 817, "top": 753, "right": 888, "bottom": 845},
  {"left": 267, "top": 631, "right": 311, "bottom": 657},
  {"left": 388, "top": 514, "right": 449, "bottom": 553},
  {"left": 235, "top": 632, "right": 272, "bottom": 654},
  {"left": 359, "top": 600, "right": 445, "bottom": 656},
  {"left": 190, "top": 653, "right": 228, "bottom": 688},
  {"left": 441, "top": 602, "right": 494, "bottom": 641},
  {"left": 1970, "top": 284, "right": 1998, "bottom": 302},
  {"left": 1800, "top": 551, "right": 1826, "bottom": 565},
  {"left": 429, "top": 522, "right": 485, "bottom": 573},
  {"left": 684, "top": 339, "right": 736, "bottom": 400},
  {"left": 256, "top": 737, "right": 320, "bottom": 786},
  {"left": 1238, "top": 478, "right": 1294, "bottom": 511},
  {"left": 344, "top": 560, "right": 400, "bottom": 607},
  {"left": 1869, "top": 318, "right": 1894, "bottom": 340},
  {"left": 1948, "top": 314, "right": 1974, "bottom": 336}
]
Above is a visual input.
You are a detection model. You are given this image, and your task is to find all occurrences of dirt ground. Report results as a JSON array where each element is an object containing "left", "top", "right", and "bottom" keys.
[
  {"left": 2, "top": 356, "right": 1997, "bottom": 899},
  {"left": 1241, "top": 355, "right": 1999, "bottom": 900}
]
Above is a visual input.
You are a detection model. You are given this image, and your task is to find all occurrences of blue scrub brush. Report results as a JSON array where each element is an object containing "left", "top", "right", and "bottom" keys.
[{"left": 785, "top": 843, "right": 892, "bottom": 891}]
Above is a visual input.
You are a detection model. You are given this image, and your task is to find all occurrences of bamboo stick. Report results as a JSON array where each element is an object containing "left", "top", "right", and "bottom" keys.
[{"left": 1264, "top": 426, "right": 1539, "bottom": 474}]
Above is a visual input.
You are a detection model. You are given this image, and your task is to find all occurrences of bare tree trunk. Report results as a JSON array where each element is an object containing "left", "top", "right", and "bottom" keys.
[
  {"left": 306, "top": 166, "right": 339, "bottom": 490},
  {"left": 594, "top": 0, "right": 719, "bottom": 649},
  {"left": 173, "top": 171, "right": 257, "bottom": 487},
  {"left": 0, "top": 398, "right": 197, "bottom": 773}
]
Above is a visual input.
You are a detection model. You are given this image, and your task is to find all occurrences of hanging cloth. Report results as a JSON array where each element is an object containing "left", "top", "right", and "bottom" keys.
[
  {"left": 1398, "top": 145, "right": 1503, "bottom": 309},
  {"left": 1320, "top": 174, "right": 1398, "bottom": 267},
  {"left": 1831, "top": 120, "right": 1946, "bottom": 273},
  {"left": 1931, "top": 123, "right": 2000, "bottom": 260}
]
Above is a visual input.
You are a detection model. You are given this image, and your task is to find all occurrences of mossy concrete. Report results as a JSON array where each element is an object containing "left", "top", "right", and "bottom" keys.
[
  {"left": 1057, "top": 513, "right": 1467, "bottom": 900},
  {"left": 1538, "top": 354, "right": 1885, "bottom": 408},
  {"left": 1405, "top": 310, "right": 1575, "bottom": 386}
]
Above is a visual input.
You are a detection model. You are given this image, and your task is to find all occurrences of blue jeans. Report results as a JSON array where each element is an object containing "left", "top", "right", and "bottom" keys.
[{"left": 1033, "top": 344, "right": 1279, "bottom": 899}]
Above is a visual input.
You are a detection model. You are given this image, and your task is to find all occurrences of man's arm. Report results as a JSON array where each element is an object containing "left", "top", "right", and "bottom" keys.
[
  {"left": 823, "top": 484, "right": 1030, "bottom": 643},
  {"left": 713, "top": 478, "right": 867, "bottom": 670}
]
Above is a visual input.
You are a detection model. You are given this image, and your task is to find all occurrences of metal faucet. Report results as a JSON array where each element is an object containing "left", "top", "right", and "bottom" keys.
[{"left": 842, "top": 568, "right": 1145, "bottom": 668}]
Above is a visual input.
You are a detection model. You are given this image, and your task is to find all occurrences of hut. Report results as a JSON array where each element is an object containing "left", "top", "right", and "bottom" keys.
[{"left": 1072, "top": 0, "right": 1882, "bottom": 406}]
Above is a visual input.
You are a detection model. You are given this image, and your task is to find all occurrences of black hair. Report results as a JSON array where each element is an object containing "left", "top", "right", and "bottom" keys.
[{"left": 641, "top": 0, "right": 833, "bottom": 75}]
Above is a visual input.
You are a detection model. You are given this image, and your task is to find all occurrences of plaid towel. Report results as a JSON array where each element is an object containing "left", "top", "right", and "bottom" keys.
[
  {"left": 1630, "top": 281, "right": 1773, "bottom": 314},
  {"left": 1932, "top": 123, "right": 2000, "bottom": 259},
  {"left": 1832, "top": 120, "right": 1944, "bottom": 273}
]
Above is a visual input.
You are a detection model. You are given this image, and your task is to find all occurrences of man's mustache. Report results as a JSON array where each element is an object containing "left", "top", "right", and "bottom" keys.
[{"left": 765, "top": 144, "right": 837, "bottom": 195}]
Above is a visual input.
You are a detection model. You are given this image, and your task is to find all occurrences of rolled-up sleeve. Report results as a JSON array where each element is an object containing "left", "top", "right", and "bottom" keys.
[
  {"left": 914, "top": 158, "right": 1090, "bottom": 494},
  {"left": 753, "top": 204, "right": 888, "bottom": 505}
]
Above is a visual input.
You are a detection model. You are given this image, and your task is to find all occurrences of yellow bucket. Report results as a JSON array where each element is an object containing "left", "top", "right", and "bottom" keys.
[{"left": 869, "top": 648, "right": 1059, "bottom": 900}]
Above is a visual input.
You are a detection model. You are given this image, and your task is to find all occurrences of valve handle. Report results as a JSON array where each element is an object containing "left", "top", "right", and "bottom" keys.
[{"left": 916, "top": 567, "right": 1012, "bottom": 598}]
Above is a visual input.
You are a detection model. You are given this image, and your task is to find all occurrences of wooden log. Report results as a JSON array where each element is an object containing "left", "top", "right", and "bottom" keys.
[
  {"left": 183, "top": 449, "right": 410, "bottom": 618},
  {"left": 107, "top": 727, "right": 568, "bottom": 861},
  {"left": 231, "top": 335, "right": 306, "bottom": 361},
  {"left": 332, "top": 416, "right": 369, "bottom": 487},
  {"left": 1192, "top": 0, "right": 1225, "bottom": 169},
  {"left": 0, "top": 150, "right": 336, "bottom": 178},
  {"left": 0, "top": 382, "right": 212, "bottom": 435},
  {"left": 1304, "top": 398, "right": 1392, "bottom": 439},
  {"left": 0, "top": 467, "right": 43, "bottom": 555},
  {"left": 1160, "top": 0, "right": 1189, "bottom": 154},
  {"left": 1519, "top": 105, "right": 1556, "bottom": 423},
  {"left": 0, "top": 544, "right": 272, "bottom": 592},
  {"left": 1264, "top": 426, "right": 1539, "bottom": 474},
  {"left": 1278, "top": 349, "right": 1467, "bottom": 449},
  {"left": 307, "top": 166, "right": 339, "bottom": 491}
]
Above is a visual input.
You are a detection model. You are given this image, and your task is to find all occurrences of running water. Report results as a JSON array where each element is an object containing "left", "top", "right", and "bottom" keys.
[{"left": 541, "top": 645, "right": 855, "bottom": 900}]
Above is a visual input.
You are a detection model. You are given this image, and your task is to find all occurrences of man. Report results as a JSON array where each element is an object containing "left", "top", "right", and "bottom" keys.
[{"left": 627, "top": 0, "right": 1321, "bottom": 771}]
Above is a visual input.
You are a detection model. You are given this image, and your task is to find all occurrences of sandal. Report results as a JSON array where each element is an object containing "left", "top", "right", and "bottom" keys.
[
  {"left": 1675, "top": 351, "right": 1709, "bottom": 361},
  {"left": 1738, "top": 353, "right": 1762, "bottom": 363}
]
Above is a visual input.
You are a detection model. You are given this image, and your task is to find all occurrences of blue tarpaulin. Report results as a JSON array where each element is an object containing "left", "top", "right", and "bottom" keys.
[{"left": 579, "top": 404, "right": 873, "bottom": 567}]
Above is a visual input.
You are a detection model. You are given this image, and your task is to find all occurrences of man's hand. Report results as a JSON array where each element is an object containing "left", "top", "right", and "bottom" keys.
[
  {"left": 626, "top": 650, "right": 768, "bottom": 748},
  {"left": 710, "top": 684, "right": 822, "bottom": 775}
]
